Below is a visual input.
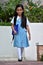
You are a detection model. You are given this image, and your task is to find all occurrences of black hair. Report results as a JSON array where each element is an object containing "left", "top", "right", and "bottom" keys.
[{"left": 14, "top": 4, "right": 27, "bottom": 29}]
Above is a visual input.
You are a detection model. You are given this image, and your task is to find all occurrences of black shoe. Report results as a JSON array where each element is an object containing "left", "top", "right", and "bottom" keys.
[{"left": 18, "top": 59, "right": 22, "bottom": 62}]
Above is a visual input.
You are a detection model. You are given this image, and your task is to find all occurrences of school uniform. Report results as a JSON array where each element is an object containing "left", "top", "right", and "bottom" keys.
[{"left": 11, "top": 16, "right": 30, "bottom": 60}]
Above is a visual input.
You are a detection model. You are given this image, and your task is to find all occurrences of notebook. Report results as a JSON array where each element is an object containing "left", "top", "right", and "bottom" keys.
[{"left": 12, "top": 24, "right": 18, "bottom": 35}]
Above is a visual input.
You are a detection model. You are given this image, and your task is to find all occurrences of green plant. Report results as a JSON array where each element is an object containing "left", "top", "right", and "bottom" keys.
[
  {"left": 0, "top": 22, "right": 11, "bottom": 26},
  {"left": 27, "top": 0, "right": 37, "bottom": 7},
  {"left": 0, "top": 3, "right": 5, "bottom": 21},
  {"left": 24, "top": 0, "right": 43, "bottom": 22},
  {"left": 0, "top": 0, "right": 22, "bottom": 22},
  {"left": 0, "top": 0, "right": 43, "bottom": 23}
]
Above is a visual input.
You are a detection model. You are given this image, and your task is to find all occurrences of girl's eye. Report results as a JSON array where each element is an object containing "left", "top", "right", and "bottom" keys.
[
  {"left": 17, "top": 9, "right": 22, "bottom": 11},
  {"left": 17, "top": 7, "right": 23, "bottom": 11}
]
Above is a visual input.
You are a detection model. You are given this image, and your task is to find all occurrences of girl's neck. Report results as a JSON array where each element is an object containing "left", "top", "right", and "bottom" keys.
[{"left": 18, "top": 15, "right": 22, "bottom": 18}]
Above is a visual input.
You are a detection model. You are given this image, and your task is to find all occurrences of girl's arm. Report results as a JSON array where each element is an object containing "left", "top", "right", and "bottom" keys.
[{"left": 26, "top": 25, "right": 31, "bottom": 40}]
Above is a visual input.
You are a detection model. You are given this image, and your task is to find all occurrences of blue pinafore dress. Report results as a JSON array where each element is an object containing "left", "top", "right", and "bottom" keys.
[{"left": 13, "top": 17, "right": 29, "bottom": 47}]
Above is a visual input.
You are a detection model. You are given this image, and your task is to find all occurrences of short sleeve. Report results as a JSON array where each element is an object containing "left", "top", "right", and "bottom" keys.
[
  {"left": 26, "top": 18, "right": 30, "bottom": 26},
  {"left": 11, "top": 17, "right": 14, "bottom": 24}
]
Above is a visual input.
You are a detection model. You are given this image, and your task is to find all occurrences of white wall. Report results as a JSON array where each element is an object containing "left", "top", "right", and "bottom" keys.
[
  {"left": 25, "top": 23, "right": 43, "bottom": 61},
  {"left": 0, "top": 26, "right": 18, "bottom": 58},
  {"left": 0, "top": 23, "right": 43, "bottom": 61}
]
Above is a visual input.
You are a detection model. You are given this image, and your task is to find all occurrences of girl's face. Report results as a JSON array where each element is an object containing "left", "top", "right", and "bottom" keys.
[{"left": 16, "top": 7, "right": 23, "bottom": 16}]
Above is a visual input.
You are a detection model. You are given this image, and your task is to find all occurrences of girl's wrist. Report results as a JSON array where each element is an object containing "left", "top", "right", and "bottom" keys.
[
  {"left": 29, "top": 33, "right": 31, "bottom": 35},
  {"left": 29, "top": 32, "right": 31, "bottom": 35},
  {"left": 12, "top": 27, "right": 15, "bottom": 31}
]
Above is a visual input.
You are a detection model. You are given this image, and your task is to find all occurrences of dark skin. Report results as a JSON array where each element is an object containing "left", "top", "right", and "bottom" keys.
[{"left": 11, "top": 7, "right": 31, "bottom": 40}]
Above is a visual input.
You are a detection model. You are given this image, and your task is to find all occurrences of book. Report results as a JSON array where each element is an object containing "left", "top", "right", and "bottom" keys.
[{"left": 12, "top": 24, "right": 18, "bottom": 35}]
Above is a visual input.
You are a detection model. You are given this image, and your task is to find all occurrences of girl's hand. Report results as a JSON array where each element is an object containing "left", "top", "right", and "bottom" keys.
[
  {"left": 11, "top": 24, "right": 17, "bottom": 34},
  {"left": 29, "top": 34, "right": 31, "bottom": 40},
  {"left": 14, "top": 30, "right": 17, "bottom": 34}
]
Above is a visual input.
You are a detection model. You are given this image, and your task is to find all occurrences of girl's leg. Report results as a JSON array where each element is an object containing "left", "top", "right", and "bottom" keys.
[
  {"left": 17, "top": 48, "right": 22, "bottom": 60},
  {"left": 21, "top": 47, "right": 24, "bottom": 59}
]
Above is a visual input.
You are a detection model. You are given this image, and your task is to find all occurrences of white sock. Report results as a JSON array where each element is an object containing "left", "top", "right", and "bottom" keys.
[{"left": 17, "top": 48, "right": 22, "bottom": 60}]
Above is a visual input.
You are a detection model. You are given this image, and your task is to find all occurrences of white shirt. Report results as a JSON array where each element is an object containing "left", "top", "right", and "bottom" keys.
[{"left": 11, "top": 16, "right": 30, "bottom": 26}]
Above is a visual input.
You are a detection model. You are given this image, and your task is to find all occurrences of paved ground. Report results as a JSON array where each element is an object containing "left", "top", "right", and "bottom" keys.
[{"left": 0, "top": 61, "right": 43, "bottom": 65}]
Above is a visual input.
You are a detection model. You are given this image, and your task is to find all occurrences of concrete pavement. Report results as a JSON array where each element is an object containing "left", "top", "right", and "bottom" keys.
[{"left": 0, "top": 61, "right": 43, "bottom": 65}]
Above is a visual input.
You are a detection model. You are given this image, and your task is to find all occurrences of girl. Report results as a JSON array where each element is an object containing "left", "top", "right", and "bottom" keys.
[{"left": 11, "top": 4, "right": 31, "bottom": 62}]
